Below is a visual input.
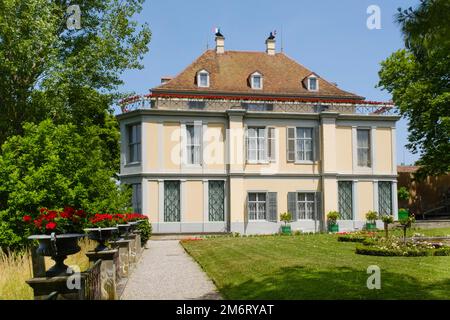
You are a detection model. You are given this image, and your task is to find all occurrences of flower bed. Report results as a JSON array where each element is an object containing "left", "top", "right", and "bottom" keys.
[
  {"left": 355, "top": 236, "right": 450, "bottom": 257},
  {"left": 337, "top": 231, "right": 377, "bottom": 243}
]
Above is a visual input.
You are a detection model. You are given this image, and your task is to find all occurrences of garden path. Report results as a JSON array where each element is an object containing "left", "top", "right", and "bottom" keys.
[{"left": 121, "top": 240, "right": 221, "bottom": 300}]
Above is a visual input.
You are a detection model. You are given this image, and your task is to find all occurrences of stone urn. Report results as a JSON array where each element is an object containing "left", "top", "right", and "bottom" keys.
[
  {"left": 84, "top": 227, "right": 118, "bottom": 252},
  {"left": 116, "top": 223, "right": 132, "bottom": 237},
  {"left": 28, "top": 233, "right": 84, "bottom": 277}
]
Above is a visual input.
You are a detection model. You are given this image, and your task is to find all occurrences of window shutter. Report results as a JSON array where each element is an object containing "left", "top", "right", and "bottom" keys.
[
  {"left": 315, "top": 191, "right": 322, "bottom": 228},
  {"left": 244, "top": 126, "right": 248, "bottom": 163},
  {"left": 287, "top": 127, "right": 296, "bottom": 162},
  {"left": 287, "top": 192, "right": 297, "bottom": 221},
  {"left": 267, "top": 192, "right": 277, "bottom": 222},
  {"left": 194, "top": 122, "right": 202, "bottom": 164},
  {"left": 267, "top": 127, "right": 276, "bottom": 162},
  {"left": 314, "top": 126, "right": 320, "bottom": 162}
]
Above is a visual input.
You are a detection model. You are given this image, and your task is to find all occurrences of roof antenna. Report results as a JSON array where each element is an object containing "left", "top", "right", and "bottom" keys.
[{"left": 280, "top": 24, "right": 284, "bottom": 52}]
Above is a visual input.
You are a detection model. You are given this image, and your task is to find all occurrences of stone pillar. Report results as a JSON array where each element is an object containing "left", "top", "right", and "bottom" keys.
[
  {"left": 85, "top": 250, "right": 118, "bottom": 300},
  {"left": 320, "top": 112, "right": 339, "bottom": 229},
  {"left": 227, "top": 109, "right": 246, "bottom": 234},
  {"left": 110, "top": 239, "right": 132, "bottom": 278}
]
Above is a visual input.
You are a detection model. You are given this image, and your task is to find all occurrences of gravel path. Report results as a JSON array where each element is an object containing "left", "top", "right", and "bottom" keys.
[{"left": 121, "top": 240, "right": 221, "bottom": 300}]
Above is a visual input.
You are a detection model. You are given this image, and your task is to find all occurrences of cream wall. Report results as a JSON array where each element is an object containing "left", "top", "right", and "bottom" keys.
[
  {"left": 204, "top": 123, "right": 226, "bottom": 171},
  {"left": 164, "top": 122, "right": 181, "bottom": 170},
  {"left": 185, "top": 180, "right": 204, "bottom": 222},
  {"left": 357, "top": 181, "right": 374, "bottom": 220},
  {"left": 147, "top": 180, "right": 159, "bottom": 223},
  {"left": 375, "top": 128, "right": 393, "bottom": 174},
  {"left": 336, "top": 126, "right": 353, "bottom": 173},
  {"left": 145, "top": 122, "right": 159, "bottom": 170}
]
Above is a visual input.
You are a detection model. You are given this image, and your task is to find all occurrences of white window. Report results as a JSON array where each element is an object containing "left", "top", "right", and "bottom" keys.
[
  {"left": 287, "top": 127, "right": 314, "bottom": 162},
  {"left": 307, "top": 76, "right": 319, "bottom": 91},
  {"left": 297, "top": 193, "right": 315, "bottom": 220},
  {"left": 186, "top": 124, "right": 202, "bottom": 165},
  {"left": 248, "top": 193, "right": 266, "bottom": 220},
  {"left": 247, "top": 127, "right": 266, "bottom": 162},
  {"left": 197, "top": 70, "right": 209, "bottom": 88},
  {"left": 250, "top": 72, "right": 263, "bottom": 89},
  {"left": 357, "top": 129, "right": 371, "bottom": 167},
  {"left": 246, "top": 127, "right": 276, "bottom": 163},
  {"left": 127, "top": 124, "right": 141, "bottom": 163}
]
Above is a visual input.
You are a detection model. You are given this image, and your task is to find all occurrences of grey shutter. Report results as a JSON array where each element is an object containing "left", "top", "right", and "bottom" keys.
[
  {"left": 314, "top": 126, "right": 320, "bottom": 162},
  {"left": 315, "top": 191, "right": 323, "bottom": 231},
  {"left": 287, "top": 127, "right": 296, "bottom": 162},
  {"left": 267, "top": 192, "right": 277, "bottom": 222},
  {"left": 244, "top": 126, "right": 248, "bottom": 163},
  {"left": 287, "top": 192, "right": 297, "bottom": 221}
]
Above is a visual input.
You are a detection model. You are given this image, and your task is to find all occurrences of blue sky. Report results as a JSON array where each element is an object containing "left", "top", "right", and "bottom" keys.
[{"left": 119, "top": 0, "right": 421, "bottom": 165}]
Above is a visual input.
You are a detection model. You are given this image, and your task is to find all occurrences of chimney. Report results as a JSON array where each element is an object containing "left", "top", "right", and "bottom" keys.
[
  {"left": 215, "top": 28, "right": 225, "bottom": 54},
  {"left": 265, "top": 32, "right": 276, "bottom": 55}
]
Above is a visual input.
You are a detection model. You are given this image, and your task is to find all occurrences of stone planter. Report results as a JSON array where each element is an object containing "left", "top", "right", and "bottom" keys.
[
  {"left": 328, "top": 223, "right": 339, "bottom": 233},
  {"left": 28, "top": 233, "right": 84, "bottom": 277},
  {"left": 366, "top": 222, "right": 377, "bottom": 231},
  {"left": 84, "top": 227, "right": 118, "bottom": 252},
  {"left": 281, "top": 225, "right": 292, "bottom": 234}
]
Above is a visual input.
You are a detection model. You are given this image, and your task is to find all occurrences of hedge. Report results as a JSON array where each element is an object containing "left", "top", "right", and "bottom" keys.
[{"left": 355, "top": 245, "right": 450, "bottom": 257}]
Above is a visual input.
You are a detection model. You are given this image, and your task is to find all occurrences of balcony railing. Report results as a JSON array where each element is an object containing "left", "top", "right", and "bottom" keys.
[{"left": 119, "top": 95, "right": 398, "bottom": 116}]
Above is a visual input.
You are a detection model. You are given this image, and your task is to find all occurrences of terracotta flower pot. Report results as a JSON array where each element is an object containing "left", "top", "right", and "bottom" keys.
[{"left": 28, "top": 233, "right": 84, "bottom": 277}]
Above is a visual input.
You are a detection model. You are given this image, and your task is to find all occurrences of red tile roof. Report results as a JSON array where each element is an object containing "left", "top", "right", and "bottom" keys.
[{"left": 152, "top": 50, "right": 364, "bottom": 100}]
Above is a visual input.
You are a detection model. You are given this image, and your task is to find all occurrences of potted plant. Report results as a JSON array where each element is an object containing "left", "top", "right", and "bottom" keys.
[
  {"left": 125, "top": 213, "right": 148, "bottom": 233},
  {"left": 398, "top": 208, "right": 409, "bottom": 220},
  {"left": 84, "top": 213, "right": 119, "bottom": 252},
  {"left": 381, "top": 215, "right": 394, "bottom": 238},
  {"left": 399, "top": 213, "right": 416, "bottom": 244},
  {"left": 23, "top": 207, "right": 85, "bottom": 276},
  {"left": 279, "top": 212, "right": 292, "bottom": 235},
  {"left": 365, "top": 211, "right": 378, "bottom": 231},
  {"left": 114, "top": 213, "right": 132, "bottom": 237},
  {"left": 327, "top": 211, "right": 340, "bottom": 232}
]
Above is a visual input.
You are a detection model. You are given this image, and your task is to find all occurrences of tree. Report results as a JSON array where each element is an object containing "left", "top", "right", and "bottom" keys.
[
  {"left": 0, "top": 0, "right": 151, "bottom": 143},
  {"left": 378, "top": 0, "right": 450, "bottom": 179},
  {"left": 0, "top": 120, "right": 132, "bottom": 250}
]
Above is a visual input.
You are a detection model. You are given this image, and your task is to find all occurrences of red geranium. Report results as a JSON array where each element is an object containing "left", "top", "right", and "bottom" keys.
[
  {"left": 46, "top": 222, "right": 57, "bottom": 230},
  {"left": 23, "top": 215, "right": 32, "bottom": 223}
]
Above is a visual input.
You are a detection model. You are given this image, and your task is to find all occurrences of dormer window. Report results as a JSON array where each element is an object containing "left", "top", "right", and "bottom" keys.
[
  {"left": 250, "top": 72, "right": 263, "bottom": 90},
  {"left": 197, "top": 70, "right": 209, "bottom": 88},
  {"left": 307, "top": 76, "right": 319, "bottom": 92}
]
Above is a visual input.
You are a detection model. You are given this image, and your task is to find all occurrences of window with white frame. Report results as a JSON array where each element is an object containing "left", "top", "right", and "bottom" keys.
[
  {"left": 287, "top": 127, "right": 314, "bottom": 162},
  {"left": 197, "top": 70, "right": 209, "bottom": 88},
  {"left": 378, "top": 181, "right": 392, "bottom": 216},
  {"left": 307, "top": 76, "right": 318, "bottom": 91},
  {"left": 127, "top": 124, "right": 141, "bottom": 163},
  {"left": 247, "top": 127, "right": 266, "bottom": 162},
  {"left": 247, "top": 127, "right": 276, "bottom": 163},
  {"left": 186, "top": 124, "right": 202, "bottom": 165},
  {"left": 248, "top": 193, "right": 266, "bottom": 220},
  {"left": 250, "top": 72, "right": 263, "bottom": 89},
  {"left": 297, "top": 193, "right": 315, "bottom": 219},
  {"left": 357, "top": 129, "right": 371, "bottom": 167}
]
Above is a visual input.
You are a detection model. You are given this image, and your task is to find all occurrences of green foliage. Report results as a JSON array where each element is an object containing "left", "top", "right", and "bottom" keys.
[
  {"left": 378, "top": 0, "right": 450, "bottom": 178},
  {"left": 365, "top": 211, "right": 378, "bottom": 222},
  {"left": 0, "top": 0, "right": 151, "bottom": 144},
  {"left": 381, "top": 215, "right": 395, "bottom": 224},
  {"left": 137, "top": 219, "right": 152, "bottom": 246},
  {"left": 397, "top": 187, "right": 410, "bottom": 201},
  {"left": 0, "top": 120, "right": 132, "bottom": 250},
  {"left": 279, "top": 212, "right": 292, "bottom": 225},
  {"left": 326, "top": 211, "right": 339, "bottom": 224}
]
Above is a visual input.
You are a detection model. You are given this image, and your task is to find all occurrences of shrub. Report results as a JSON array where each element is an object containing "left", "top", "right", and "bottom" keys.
[
  {"left": 280, "top": 212, "right": 292, "bottom": 225},
  {"left": 381, "top": 215, "right": 394, "bottom": 238},
  {"left": 365, "top": 211, "right": 379, "bottom": 223},
  {"left": 355, "top": 246, "right": 432, "bottom": 257},
  {"left": 326, "top": 211, "right": 340, "bottom": 225},
  {"left": 398, "top": 187, "right": 410, "bottom": 201},
  {"left": 137, "top": 219, "right": 152, "bottom": 246}
]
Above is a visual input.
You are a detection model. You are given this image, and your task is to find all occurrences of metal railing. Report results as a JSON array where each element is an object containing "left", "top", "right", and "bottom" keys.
[{"left": 119, "top": 95, "right": 398, "bottom": 116}]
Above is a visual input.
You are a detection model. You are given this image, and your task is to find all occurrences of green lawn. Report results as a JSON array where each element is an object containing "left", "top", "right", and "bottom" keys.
[{"left": 181, "top": 228, "right": 450, "bottom": 299}]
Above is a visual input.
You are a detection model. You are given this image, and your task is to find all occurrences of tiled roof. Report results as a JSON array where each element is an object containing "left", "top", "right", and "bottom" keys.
[
  {"left": 152, "top": 50, "right": 363, "bottom": 100},
  {"left": 397, "top": 166, "right": 420, "bottom": 173}
]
